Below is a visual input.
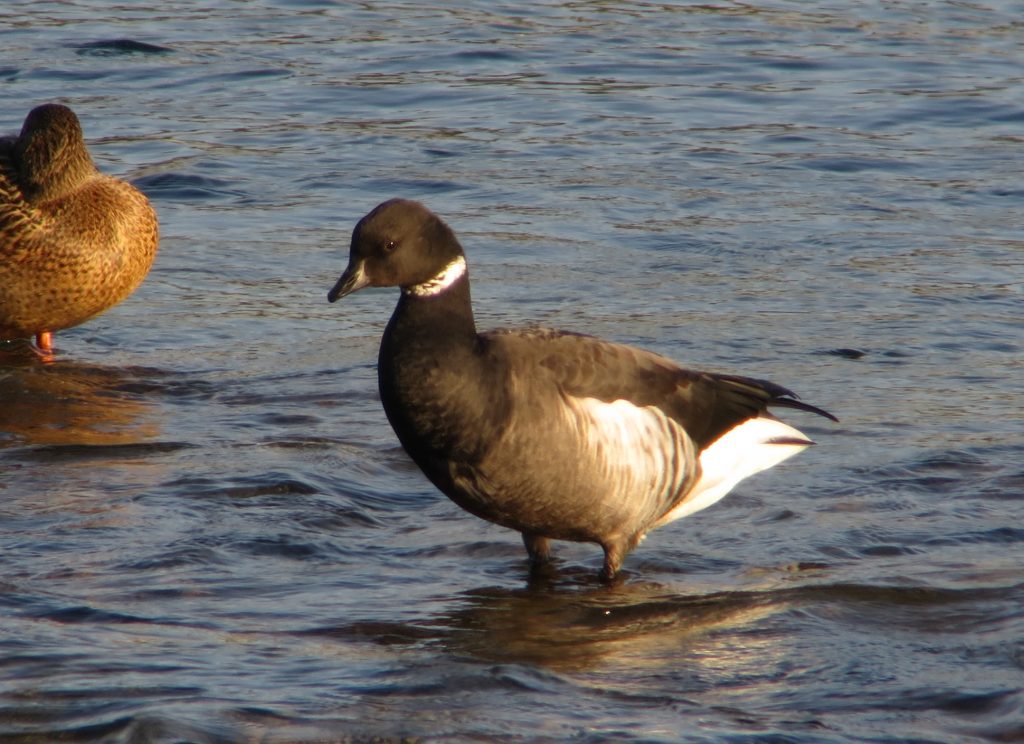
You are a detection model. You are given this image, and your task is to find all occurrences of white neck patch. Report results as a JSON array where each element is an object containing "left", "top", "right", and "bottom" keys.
[{"left": 404, "top": 255, "right": 467, "bottom": 297}]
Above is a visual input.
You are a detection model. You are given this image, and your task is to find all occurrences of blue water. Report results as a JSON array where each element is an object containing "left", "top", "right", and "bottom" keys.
[{"left": 2, "top": 2, "right": 1022, "bottom": 742}]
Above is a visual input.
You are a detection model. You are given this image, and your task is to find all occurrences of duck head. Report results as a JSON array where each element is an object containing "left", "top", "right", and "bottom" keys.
[{"left": 15, "top": 103, "right": 96, "bottom": 202}]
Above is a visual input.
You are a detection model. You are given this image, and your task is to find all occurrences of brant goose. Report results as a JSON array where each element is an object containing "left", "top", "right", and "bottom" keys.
[
  {"left": 1, "top": 104, "right": 158, "bottom": 354},
  {"left": 328, "top": 199, "right": 836, "bottom": 581}
]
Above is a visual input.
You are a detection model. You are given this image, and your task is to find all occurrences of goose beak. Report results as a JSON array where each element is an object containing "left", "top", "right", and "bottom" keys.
[{"left": 328, "top": 261, "right": 370, "bottom": 302}]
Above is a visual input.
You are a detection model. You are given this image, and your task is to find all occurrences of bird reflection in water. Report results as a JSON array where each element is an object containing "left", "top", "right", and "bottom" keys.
[
  {"left": 432, "top": 576, "right": 783, "bottom": 672},
  {"left": 0, "top": 350, "right": 161, "bottom": 448}
]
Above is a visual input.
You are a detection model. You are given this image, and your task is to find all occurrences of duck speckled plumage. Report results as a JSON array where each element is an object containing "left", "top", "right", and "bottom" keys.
[
  {"left": 1, "top": 103, "right": 158, "bottom": 351},
  {"left": 329, "top": 199, "right": 837, "bottom": 581}
]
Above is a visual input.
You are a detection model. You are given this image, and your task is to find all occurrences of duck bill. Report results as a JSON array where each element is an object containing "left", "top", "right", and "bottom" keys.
[{"left": 327, "top": 261, "right": 370, "bottom": 302}]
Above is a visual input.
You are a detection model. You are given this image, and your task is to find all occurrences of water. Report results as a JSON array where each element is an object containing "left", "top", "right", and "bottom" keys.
[{"left": 1, "top": 1, "right": 1022, "bottom": 741}]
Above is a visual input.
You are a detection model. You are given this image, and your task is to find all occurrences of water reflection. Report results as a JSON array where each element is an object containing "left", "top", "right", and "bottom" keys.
[
  {"left": 303, "top": 575, "right": 782, "bottom": 674},
  {"left": 0, "top": 352, "right": 161, "bottom": 449},
  {"left": 307, "top": 575, "right": 1024, "bottom": 681},
  {"left": 433, "top": 578, "right": 779, "bottom": 672}
]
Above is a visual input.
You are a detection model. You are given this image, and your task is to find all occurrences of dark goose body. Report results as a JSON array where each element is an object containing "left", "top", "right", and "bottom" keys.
[
  {"left": 1, "top": 103, "right": 158, "bottom": 352},
  {"left": 329, "top": 199, "right": 836, "bottom": 580}
]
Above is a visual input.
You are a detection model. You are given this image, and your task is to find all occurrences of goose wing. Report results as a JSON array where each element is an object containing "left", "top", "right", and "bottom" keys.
[{"left": 482, "top": 327, "right": 835, "bottom": 450}]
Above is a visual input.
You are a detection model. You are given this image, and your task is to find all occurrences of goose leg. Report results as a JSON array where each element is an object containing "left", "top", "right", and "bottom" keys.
[
  {"left": 599, "top": 540, "right": 627, "bottom": 583},
  {"left": 522, "top": 532, "right": 552, "bottom": 567}
]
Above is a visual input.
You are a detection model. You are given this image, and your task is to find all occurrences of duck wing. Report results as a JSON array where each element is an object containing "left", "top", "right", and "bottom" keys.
[{"left": 0, "top": 138, "right": 44, "bottom": 259}]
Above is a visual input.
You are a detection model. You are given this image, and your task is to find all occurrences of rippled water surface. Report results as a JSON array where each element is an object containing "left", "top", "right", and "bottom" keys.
[{"left": 2, "top": 2, "right": 1022, "bottom": 742}]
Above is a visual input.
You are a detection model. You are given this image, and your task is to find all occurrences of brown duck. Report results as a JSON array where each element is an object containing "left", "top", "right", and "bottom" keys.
[{"left": 1, "top": 103, "right": 158, "bottom": 353}]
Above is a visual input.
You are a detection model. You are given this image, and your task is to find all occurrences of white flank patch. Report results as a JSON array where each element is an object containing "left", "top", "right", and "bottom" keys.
[
  {"left": 574, "top": 397, "right": 698, "bottom": 512},
  {"left": 656, "top": 416, "right": 813, "bottom": 526},
  {"left": 404, "top": 255, "right": 467, "bottom": 297}
]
